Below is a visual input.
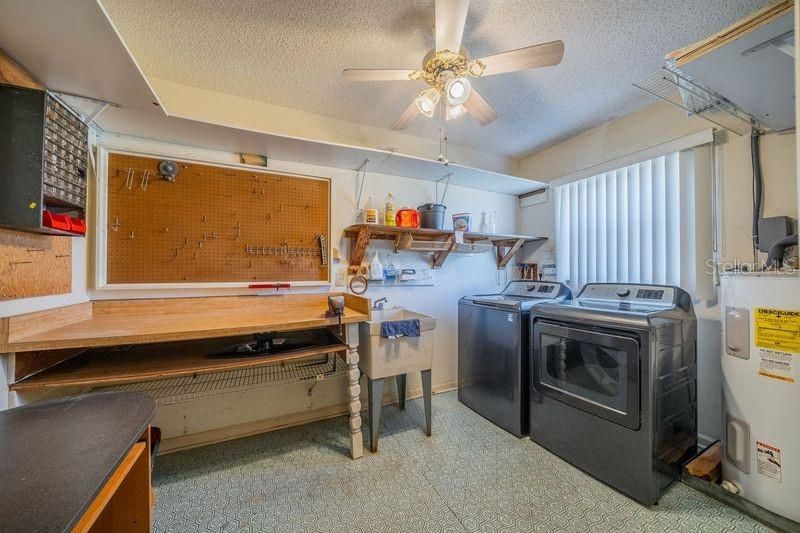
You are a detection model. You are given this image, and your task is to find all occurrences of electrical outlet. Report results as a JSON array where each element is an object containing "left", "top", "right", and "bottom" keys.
[{"left": 334, "top": 271, "right": 347, "bottom": 287}]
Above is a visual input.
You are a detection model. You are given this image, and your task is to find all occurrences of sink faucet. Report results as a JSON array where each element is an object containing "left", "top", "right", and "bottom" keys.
[{"left": 373, "top": 297, "right": 388, "bottom": 310}]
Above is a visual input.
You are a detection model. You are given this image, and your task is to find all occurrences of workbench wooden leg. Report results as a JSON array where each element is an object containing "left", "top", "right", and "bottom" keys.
[{"left": 345, "top": 323, "right": 364, "bottom": 459}]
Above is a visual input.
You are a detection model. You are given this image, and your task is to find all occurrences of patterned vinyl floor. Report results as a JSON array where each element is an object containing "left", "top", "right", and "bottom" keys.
[{"left": 153, "top": 392, "right": 769, "bottom": 532}]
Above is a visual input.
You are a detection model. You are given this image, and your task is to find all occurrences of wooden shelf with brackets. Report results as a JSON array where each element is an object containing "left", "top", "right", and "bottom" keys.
[{"left": 343, "top": 224, "right": 546, "bottom": 273}]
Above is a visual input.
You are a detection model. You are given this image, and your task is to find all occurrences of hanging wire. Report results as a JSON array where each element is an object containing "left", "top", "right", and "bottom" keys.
[
  {"left": 437, "top": 98, "right": 450, "bottom": 166},
  {"left": 354, "top": 159, "right": 368, "bottom": 217},
  {"left": 436, "top": 172, "right": 453, "bottom": 205},
  {"left": 710, "top": 130, "right": 721, "bottom": 286}
]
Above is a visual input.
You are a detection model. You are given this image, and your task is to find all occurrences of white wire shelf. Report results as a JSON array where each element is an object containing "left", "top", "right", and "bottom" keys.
[
  {"left": 92, "top": 353, "right": 347, "bottom": 406},
  {"left": 633, "top": 67, "right": 764, "bottom": 136},
  {"left": 452, "top": 241, "right": 494, "bottom": 254}
]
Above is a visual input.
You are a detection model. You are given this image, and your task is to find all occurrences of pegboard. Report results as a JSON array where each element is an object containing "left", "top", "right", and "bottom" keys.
[
  {"left": 0, "top": 228, "right": 71, "bottom": 300},
  {"left": 105, "top": 154, "right": 330, "bottom": 284}
]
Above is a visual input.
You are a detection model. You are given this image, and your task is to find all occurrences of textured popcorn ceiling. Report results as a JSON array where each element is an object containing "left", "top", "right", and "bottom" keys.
[{"left": 101, "top": 0, "right": 770, "bottom": 159}]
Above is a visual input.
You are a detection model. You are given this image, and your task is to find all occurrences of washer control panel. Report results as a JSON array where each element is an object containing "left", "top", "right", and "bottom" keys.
[{"left": 502, "top": 280, "right": 570, "bottom": 299}]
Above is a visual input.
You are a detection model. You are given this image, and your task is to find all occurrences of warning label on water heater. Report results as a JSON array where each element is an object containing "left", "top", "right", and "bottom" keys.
[
  {"left": 756, "top": 441, "right": 782, "bottom": 482},
  {"left": 758, "top": 349, "right": 795, "bottom": 383},
  {"left": 754, "top": 308, "right": 800, "bottom": 354}
]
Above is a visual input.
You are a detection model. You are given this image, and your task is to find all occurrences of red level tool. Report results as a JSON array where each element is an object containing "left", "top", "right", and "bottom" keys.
[{"left": 248, "top": 283, "right": 291, "bottom": 290}]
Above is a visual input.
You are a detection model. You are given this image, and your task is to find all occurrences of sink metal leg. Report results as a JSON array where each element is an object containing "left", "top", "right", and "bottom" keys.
[
  {"left": 421, "top": 369, "right": 432, "bottom": 437},
  {"left": 367, "top": 377, "right": 385, "bottom": 453},
  {"left": 396, "top": 374, "right": 407, "bottom": 410}
]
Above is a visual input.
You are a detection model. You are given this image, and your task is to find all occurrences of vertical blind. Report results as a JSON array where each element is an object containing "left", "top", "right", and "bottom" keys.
[{"left": 554, "top": 151, "right": 694, "bottom": 290}]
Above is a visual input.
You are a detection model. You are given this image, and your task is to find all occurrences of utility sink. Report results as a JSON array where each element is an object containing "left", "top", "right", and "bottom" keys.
[
  {"left": 359, "top": 307, "right": 438, "bottom": 453},
  {"left": 358, "top": 307, "right": 437, "bottom": 380},
  {"left": 363, "top": 308, "right": 437, "bottom": 336}
]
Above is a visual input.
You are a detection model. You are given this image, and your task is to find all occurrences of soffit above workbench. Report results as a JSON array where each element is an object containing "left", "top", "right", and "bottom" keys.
[{"left": 0, "top": 0, "right": 163, "bottom": 114}]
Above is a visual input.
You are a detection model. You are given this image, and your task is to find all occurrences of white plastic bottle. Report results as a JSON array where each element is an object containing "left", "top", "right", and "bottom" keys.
[{"left": 369, "top": 252, "right": 384, "bottom": 281}]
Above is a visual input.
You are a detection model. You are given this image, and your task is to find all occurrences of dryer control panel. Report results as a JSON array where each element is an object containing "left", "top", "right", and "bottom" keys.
[{"left": 577, "top": 284, "right": 677, "bottom": 306}]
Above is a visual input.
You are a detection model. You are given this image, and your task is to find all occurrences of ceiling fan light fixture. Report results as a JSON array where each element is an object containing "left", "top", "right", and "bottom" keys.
[
  {"left": 445, "top": 76, "right": 471, "bottom": 105},
  {"left": 415, "top": 87, "right": 441, "bottom": 117},
  {"left": 446, "top": 103, "right": 467, "bottom": 121}
]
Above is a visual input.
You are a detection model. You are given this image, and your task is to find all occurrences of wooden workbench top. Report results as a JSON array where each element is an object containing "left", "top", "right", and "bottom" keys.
[
  {"left": 0, "top": 392, "right": 155, "bottom": 532},
  {"left": 0, "top": 293, "right": 371, "bottom": 352}
]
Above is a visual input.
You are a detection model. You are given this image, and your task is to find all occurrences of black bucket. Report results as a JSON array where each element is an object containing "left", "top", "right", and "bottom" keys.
[{"left": 418, "top": 203, "right": 446, "bottom": 229}]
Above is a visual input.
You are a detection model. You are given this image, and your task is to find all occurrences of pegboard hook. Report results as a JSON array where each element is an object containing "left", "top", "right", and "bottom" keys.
[
  {"left": 125, "top": 168, "right": 135, "bottom": 190},
  {"left": 140, "top": 170, "right": 151, "bottom": 191}
]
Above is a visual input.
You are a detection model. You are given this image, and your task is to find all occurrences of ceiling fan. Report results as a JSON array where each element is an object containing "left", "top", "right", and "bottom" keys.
[{"left": 342, "top": 0, "right": 564, "bottom": 130}]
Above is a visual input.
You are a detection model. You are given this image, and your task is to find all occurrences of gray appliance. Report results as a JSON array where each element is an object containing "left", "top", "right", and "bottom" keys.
[
  {"left": 529, "top": 283, "right": 697, "bottom": 505},
  {"left": 458, "top": 281, "right": 572, "bottom": 437}
]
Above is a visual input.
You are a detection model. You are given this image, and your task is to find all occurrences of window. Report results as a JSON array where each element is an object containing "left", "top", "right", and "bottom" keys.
[{"left": 554, "top": 150, "right": 701, "bottom": 292}]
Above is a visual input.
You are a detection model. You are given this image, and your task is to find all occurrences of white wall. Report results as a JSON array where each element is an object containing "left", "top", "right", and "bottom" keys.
[
  {"left": 7, "top": 131, "right": 518, "bottom": 443},
  {"left": 517, "top": 102, "right": 798, "bottom": 440}
]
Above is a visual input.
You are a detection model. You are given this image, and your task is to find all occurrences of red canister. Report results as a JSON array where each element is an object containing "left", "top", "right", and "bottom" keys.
[{"left": 395, "top": 208, "right": 421, "bottom": 228}]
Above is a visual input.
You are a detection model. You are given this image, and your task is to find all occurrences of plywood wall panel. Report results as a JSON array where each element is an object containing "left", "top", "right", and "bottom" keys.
[
  {"left": 105, "top": 154, "right": 329, "bottom": 283},
  {"left": 0, "top": 228, "right": 72, "bottom": 300}
]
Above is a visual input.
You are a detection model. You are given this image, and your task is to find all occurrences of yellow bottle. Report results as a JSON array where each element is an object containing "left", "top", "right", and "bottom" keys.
[
  {"left": 384, "top": 193, "right": 396, "bottom": 226},
  {"left": 364, "top": 195, "right": 378, "bottom": 224}
]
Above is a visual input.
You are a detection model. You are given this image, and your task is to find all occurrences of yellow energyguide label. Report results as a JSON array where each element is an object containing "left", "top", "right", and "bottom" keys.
[{"left": 755, "top": 307, "right": 800, "bottom": 354}]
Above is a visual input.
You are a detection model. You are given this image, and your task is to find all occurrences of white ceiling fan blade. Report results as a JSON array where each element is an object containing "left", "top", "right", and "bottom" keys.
[
  {"left": 342, "top": 69, "right": 417, "bottom": 82},
  {"left": 476, "top": 40, "right": 564, "bottom": 76},
  {"left": 463, "top": 89, "right": 498, "bottom": 125},
  {"left": 435, "top": 0, "right": 470, "bottom": 53},
  {"left": 391, "top": 102, "right": 420, "bottom": 130}
]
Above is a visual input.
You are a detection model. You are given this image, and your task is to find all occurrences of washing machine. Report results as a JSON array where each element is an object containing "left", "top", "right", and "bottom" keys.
[
  {"left": 528, "top": 283, "right": 697, "bottom": 505},
  {"left": 458, "top": 280, "right": 572, "bottom": 437}
]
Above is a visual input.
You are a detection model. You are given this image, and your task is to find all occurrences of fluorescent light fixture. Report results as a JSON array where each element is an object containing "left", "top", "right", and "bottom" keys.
[{"left": 415, "top": 88, "right": 441, "bottom": 117}]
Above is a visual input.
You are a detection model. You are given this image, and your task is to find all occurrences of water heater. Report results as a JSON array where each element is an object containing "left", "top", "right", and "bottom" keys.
[{"left": 721, "top": 272, "right": 799, "bottom": 522}]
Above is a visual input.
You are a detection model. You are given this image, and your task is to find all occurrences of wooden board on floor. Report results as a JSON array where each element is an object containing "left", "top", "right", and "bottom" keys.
[
  {"left": 105, "top": 153, "right": 330, "bottom": 283},
  {"left": 0, "top": 228, "right": 72, "bottom": 301},
  {"left": 684, "top": 441, "right": 722, "bottom": 482}
]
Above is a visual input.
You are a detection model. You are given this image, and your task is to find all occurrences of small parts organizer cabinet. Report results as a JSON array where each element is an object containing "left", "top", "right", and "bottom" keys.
[{"left": 0, "top": 84, "right": 88, "bottom": 235}]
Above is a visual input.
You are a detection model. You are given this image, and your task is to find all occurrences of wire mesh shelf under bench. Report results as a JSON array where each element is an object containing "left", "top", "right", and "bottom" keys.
[
  {"left": 92, "top": 353, "right": 346, "bottom": 406},
  {"left": 9, "top": 331, "right": 348, "bottom": 396}
]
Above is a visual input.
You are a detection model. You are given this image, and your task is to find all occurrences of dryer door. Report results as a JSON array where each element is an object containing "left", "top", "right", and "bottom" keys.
[{"left": 533, "top": 321, "right": 640, "bottom": 430}]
